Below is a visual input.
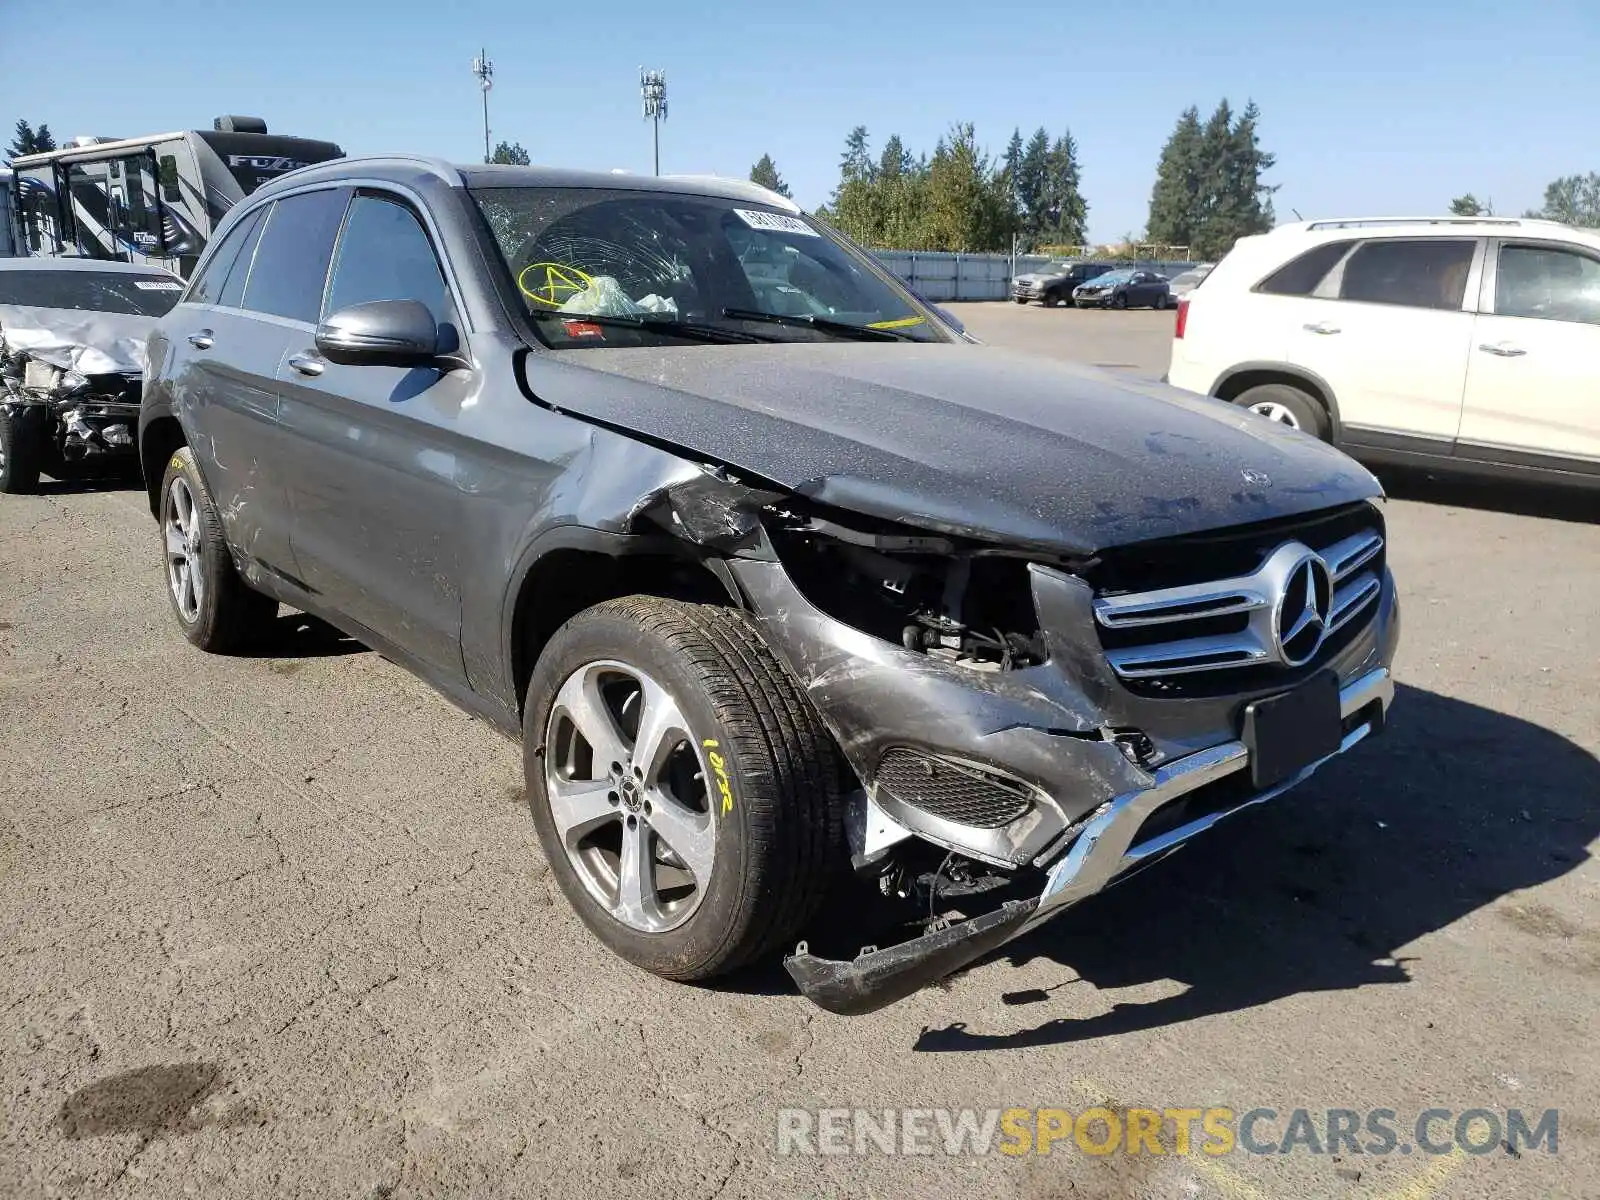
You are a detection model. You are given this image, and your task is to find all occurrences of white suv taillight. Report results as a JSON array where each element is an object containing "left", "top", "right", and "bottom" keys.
[{"left": 1174, "top": 297, "right": 1190, "bottom": 339}]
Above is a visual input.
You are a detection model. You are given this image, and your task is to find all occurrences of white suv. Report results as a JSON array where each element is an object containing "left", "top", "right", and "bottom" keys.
[{"left": 1167, "top": 217, "right": 1600, "bottom": 489}]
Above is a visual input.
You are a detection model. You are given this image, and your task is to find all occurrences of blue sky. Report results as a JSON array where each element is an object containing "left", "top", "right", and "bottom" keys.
[{"left": 3, "top": 0, "right": 1595, "bottom": 242}]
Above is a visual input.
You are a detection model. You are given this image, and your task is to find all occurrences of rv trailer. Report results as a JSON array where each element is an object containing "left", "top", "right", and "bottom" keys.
[{"left": 9, "top": 116, "right": 343, "bottom": 278}]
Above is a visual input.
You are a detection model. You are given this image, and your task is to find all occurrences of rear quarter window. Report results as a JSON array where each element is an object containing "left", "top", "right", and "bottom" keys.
[{"left": 1255, "top": 240, "right": 1356, "bottom": 296}]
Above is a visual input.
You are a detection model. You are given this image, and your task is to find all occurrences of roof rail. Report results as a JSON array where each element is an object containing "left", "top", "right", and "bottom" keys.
[
  {"left": 279, "top": 153, "right": 464, "bottom": 187},
  {"left": 1303, "top": 216, "right": 1539, "bottom": 231}
]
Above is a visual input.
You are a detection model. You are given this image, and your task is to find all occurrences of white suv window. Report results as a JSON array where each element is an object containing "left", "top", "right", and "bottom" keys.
[
  {"left": 1335, "top": 239, "right": 1475, "bottom": 311},
  {"left": 1493, "top": 244, "right": 1600, "bottom": 326},
  {"left": 1254, "top": 240, "right": 1355, "bottom": 296}
]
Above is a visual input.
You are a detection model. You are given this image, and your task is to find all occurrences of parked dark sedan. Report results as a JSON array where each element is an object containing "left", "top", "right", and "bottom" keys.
[{"left": 1072, "top": 268, "right": 1172, "bottom": 309}]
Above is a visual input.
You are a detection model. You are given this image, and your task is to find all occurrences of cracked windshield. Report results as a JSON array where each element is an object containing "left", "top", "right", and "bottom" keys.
[{"left": 471, "top": 186, "right": 943, "bottom": 345}]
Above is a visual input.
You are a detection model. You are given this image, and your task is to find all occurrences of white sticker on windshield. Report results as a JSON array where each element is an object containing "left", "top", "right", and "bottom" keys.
[
  {"left": 733, "top": 209, "right": 819, "bottom": 237},
  {"left": 134, "top": 280, "right": 183, "bottom": 291}
]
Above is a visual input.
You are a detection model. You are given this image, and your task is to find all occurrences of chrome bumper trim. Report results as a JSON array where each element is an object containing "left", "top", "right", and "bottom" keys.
[
  {"left": 1027, "top": 665, "right": 1393, "bottom": 926},
  {"left": 783, "top": 666, "right": 1394, "bottom": 1014}
]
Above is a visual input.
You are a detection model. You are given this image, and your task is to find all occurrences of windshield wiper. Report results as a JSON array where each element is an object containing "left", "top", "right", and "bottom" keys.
[
  {"left": 531, "top": 311, "right": 772, "bottom": 344},
  {"left": 719, "top": 308, "right": 918, "bottom": 342}
]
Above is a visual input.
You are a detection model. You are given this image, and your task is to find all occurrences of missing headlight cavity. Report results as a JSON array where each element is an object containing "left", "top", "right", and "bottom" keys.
[{"left": 766, "top": 505, "right": 1048, "bottom": 670}]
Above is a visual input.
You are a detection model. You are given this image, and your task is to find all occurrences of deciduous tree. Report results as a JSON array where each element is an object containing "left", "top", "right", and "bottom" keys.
[{"left": 489, "top": 140, "right": 530, "bottom": 165}]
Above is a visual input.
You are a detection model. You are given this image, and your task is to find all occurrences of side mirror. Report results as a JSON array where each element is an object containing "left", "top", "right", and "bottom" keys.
[{"left": 315, "top": 299, "right": 439, "bottom": 367}]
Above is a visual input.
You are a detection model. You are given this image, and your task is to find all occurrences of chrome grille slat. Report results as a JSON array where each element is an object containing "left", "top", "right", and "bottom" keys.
[
  {"left": 1328, "top": 572, "right": 1381, "bottom": 632},
  {"left": 1323, "top": 531, "right": 1384, "bottom": 582},
  {"left": 1095, "top": 528, "right": 1385, "bottom": 683}
]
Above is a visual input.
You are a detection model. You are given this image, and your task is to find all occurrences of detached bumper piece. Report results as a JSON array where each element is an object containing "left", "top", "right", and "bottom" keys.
[{"left": 785, "top": 667, "right": 1394, "bottom": 1015}]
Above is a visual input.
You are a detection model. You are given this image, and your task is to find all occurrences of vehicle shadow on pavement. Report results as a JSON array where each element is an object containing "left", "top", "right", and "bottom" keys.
[
  {"left": 913, "top": 683, "right": 1599, "bottom": 1051},
  {"left": 1376, "top": 468, "right": 1599, "bottom": 525},
  {"left": 35, "top": 473, "right": 143, "bottom": 496},
  {"left": 237, "top": 612, "right": 368, "bottom": 660}
]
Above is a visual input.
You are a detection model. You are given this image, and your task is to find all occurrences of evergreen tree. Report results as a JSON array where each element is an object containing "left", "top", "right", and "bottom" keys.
[
  {"left": 1017, "top": 128, "right": 1052, "bottom": 250},
  {"left": 8, "top": 119, "right": 56, "bottom": 159},
  {"left": 1146, "top": 107, "right": 1204, "bottom": 249},
  {"left": 838, "top": 126, "right": 874, "bottom": 186},
  {"left": 1449, "top": 194, "right": 1486, "bottom": 217},
  {"left": 1041, "top": 130, "right": 1088, "bottom": 246},
  {"left": 749, "top": 153, "right": 792, "bottom": 197},
  {"left": 1149, "top": 100, "right": 1276, "bottom": 259}
]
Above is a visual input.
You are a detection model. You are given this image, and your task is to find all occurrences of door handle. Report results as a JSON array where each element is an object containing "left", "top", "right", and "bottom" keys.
[
  {"left": 287, "top": 352, "right": 325, "bottom": 377},
  {"left": 187, "top": 329, "right": 214, "bottom": 350},
  {"left": 1478, "top": 342, "right": 1527, "bottom": 357},
  {"left": 1302, "top": 322, "right": 1341, "bottom": 335}
]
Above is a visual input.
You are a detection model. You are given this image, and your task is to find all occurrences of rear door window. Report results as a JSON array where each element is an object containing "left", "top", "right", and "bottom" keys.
[
  {"left": 219, "top": 207, "right": 270, "bottom": 308},
  {"left": 1336, "top": 239, "right": 1476, "bottom": 310},
  {"left": 186, "top": 207, "right": 263, "bottom": 306},
  {"left": 238, "top": 188, "right": 349, "bottom": 323}
]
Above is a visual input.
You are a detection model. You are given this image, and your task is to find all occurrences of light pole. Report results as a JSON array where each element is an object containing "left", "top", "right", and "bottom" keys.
[
  {"left": 640, "top": 68, "right": 667, "bottom": 175},
  {"left": 472, "top": 50, "right": 494, "bottom": 163}
]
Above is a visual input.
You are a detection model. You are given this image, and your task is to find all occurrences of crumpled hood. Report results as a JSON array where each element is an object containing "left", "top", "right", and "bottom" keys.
[
  {"left": 523, "top": 342, "right": 1382, "bottom": 554},
  {"left": 0, "top": 304, "right": 155, "bottom": 377}
]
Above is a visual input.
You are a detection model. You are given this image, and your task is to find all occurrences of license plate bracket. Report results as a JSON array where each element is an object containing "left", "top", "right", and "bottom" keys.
[{"left": 1241, "top": 671, "right": 1342, "bottom": 790}]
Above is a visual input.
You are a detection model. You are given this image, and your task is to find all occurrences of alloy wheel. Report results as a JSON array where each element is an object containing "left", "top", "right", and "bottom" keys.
[
  {"left": 544, "top": 660, "right": 716, "bottom": 933},
  {"left": 1248, "top": 400, "right": 1303, "bottom": 429},
  {"left": 164, "top": 476, "right": 205, "bottom": 622}
]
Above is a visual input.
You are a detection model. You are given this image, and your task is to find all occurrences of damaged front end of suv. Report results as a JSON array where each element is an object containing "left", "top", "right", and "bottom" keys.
[
  {"left": 622, "top": 453, "right": 1399, "bottom": 1016},
  {"left": 0, "top": 265, "right": 180, "bottom": 495},
  {"left": 0, "top": 333, "right": 143, "bottom": 492}
]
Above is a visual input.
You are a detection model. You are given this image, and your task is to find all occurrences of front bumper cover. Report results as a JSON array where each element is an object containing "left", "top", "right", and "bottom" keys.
[{"left": 784, "top": 666, "right": 1394, "bottom": 1015}]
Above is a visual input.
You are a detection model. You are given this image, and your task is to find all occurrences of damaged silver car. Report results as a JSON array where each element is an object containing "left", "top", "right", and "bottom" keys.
[
  {"left": 0, "top": 259, "right": 183, "bottom": 493},
  {"left": 139, "top": 159, "right": 1401, "bottom": 1014}
]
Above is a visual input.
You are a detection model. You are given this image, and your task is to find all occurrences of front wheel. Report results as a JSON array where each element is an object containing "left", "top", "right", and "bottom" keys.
[
  {"left": 158, "top": 446, "right": 278, "bottom": 651},
  {"left": 524, "top": 596, "right": 844, "bottom": 982},
  {"left": 0, "top": 408, "right": 46, "bottom": 495},
  {"left": 1041, "top": 292, "right": 1060, "bottom": 308},
  {"left": 1112, "top": 292, "right": 1129, "bottom": 310}
]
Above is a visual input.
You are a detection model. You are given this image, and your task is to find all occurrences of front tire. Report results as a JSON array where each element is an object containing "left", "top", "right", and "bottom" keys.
[
  {"left": 524, "top": 596, "right": 843, "bottom": 982},
  {"left": 158, "top": 446, "right": 277, "bottom": 652},
  {"left": 1230, "top": 382, "right": 1332, "bottom": 441},
  {"left": 0, "top": 408, "right": 45, "bottom": 495},
  {"left": 1112, "top": 292, "right": 1129, "bottom": 309},
  {"left": 1041, "top": 292, "right": 1060, "bottom": 308}
]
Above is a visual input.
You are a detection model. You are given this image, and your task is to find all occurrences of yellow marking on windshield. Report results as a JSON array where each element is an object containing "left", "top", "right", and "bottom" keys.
[
  {"left": 865, "top": 315, "right": 926, "bottom": 330},
  {"left": 518, "top": 262, "right": 593, "bottom": 307}
]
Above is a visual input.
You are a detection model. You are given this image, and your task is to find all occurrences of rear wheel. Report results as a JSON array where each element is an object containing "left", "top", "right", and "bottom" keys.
[
  {"left": 524, "top": 596, "right": 844, "bottom": 981},
  {"left": 159, "top": 446, "right": 278, "bottom": 651},
  {"left": 0, "top": 408, "right": 45, "bottom": 495},
  {"left": 1230, "top": 382, "right": 1331, "bottom": 441},
  {"left": 1153, "top": 292, "right": 1168, "bottom": 310}
]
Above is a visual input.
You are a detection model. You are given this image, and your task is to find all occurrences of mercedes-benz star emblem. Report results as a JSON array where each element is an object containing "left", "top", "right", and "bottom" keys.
[
  {"left": 1241, "top": 468, "right": 1273, "bottom": 488},
  {"left": 1274, "top": 554, "right": 1333, "bottom": 666}
]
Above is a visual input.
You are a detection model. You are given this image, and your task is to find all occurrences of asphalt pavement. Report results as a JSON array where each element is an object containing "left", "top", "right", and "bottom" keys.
[{"left": 2, "top": 303, "right": 1596, "bottom": 1199}]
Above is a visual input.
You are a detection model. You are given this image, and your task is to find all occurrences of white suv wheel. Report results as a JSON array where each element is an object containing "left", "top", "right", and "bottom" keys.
[{"left": 1249, "top": 400, "right": 1301, "bottom": 428}]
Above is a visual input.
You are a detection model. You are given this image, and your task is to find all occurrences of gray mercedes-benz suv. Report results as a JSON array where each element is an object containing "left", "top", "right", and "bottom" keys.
[{"left": 138, "top": 157, "right": 1400, "bottom": 1014}]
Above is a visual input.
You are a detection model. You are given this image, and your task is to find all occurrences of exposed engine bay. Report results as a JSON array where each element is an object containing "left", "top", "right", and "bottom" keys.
[{"left": 0, "top": 309, "right": 145, "bottom": 491}]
